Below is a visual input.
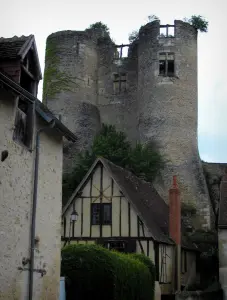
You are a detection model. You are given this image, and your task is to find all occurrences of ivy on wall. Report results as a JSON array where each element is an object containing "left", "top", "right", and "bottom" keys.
[{"left": 42, "top": 39, "right": 78, "bottom": 102}]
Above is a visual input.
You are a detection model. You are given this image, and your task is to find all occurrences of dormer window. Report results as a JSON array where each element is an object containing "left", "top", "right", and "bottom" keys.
[
  {"left": 159, "top": 53, "right": 175, "bottom": 77},
  {"left": 13, "top": 97, "right": 34, "bottom": 149},
  {"left": 20, "top": 50, "right": 38, "bottom": 96}
]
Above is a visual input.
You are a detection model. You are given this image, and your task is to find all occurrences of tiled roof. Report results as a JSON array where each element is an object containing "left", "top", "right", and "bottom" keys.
[
  {"left": 0, "top": 35, "right": 32, "bottom": 60},
  {"left": 63, "top": 157, "right": 197, "bottom": 250}
]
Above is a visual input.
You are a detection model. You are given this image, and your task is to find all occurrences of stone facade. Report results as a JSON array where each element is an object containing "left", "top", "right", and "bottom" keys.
[
  {"left": 43, "top": 20, "right": 212, "bottom": 228},
  {"left": 0, "top": 88, "right": 63, "bottom": 299}
]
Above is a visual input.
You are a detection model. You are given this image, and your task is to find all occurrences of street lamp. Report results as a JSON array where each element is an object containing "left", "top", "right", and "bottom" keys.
[{"left": 71, "top": 210, "right": 78, "bottom": 222}]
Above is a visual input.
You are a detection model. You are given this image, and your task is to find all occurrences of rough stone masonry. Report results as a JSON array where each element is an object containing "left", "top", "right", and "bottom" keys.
[{"left": 43, "top": 19, "right": 213, "bottom": 229}]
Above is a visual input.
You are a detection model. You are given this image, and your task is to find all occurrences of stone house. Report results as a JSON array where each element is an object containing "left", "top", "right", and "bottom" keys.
[
  {"left": 62, "top": 157, "right": 199, "bottom": 298},
  {"left": 0, "top": 35, "right": 76, "bottom": 300}
]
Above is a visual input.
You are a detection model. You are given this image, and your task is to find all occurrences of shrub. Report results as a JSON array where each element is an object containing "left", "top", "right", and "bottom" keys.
[
  {"left": 131, "top": 253, "right": 156, "bottom": 282},
  {"left": 61, "top": 244, "right": 155, "bottom": 300},
  {"left": 184, "top": 15, "right": 208, "bottom": 32}
]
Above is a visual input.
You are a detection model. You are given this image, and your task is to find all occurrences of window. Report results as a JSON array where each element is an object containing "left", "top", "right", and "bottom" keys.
[
  {"left": 181, "top": 250, "right": 187, "bottom": 274},
  {"left": 113, "top": 73, "right": 127, "bottom": 94},
  {"left": 91, "top": 203, "right": 112, "bottom": 225},
  {"left": 104, "top": 241, "right": 126, "bottom": 252},
  {"left": 13, "top": 97, "right": 34, "bottom": 149},
  {"left": 159, "top": 53, "right": 175, "bottom": 77}
]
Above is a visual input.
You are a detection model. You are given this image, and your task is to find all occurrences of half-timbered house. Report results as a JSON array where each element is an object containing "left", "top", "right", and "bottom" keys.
[{"left": 62, "top": 157, "right": 199, "bottom": 296}]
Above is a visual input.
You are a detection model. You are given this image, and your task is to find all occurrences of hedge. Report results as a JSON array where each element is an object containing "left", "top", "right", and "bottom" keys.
[
  {"left": 131, "top": 253, "right": 156, "bottom": 294},
  {"left": 61, "top": 244, "right": 155, "bottom": 300}
]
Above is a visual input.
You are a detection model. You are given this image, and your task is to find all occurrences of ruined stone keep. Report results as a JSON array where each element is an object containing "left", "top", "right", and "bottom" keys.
[{"left": 43, "top": 20, "right": 213, "bottom": 229}]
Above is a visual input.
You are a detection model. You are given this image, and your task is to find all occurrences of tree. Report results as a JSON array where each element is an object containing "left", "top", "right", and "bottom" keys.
[
  {"left": 63, "top": 124, "right": 165, "bottom": 204},
  {"left": 88, "top": 22, "right": 110, "bottom": 34},
  {"left": 184, "top": 15, "right": 208, "bottom": 32}
]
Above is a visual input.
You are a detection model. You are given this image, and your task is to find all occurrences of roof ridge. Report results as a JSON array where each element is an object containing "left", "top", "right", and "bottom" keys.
[{"left": 0, "top": 35, "right": 32, "bottom": 42}]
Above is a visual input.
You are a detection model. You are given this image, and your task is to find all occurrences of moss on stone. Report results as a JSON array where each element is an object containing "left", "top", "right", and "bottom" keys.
[{"left": 42, "top": 39, "right": 78, "bottom": 102}]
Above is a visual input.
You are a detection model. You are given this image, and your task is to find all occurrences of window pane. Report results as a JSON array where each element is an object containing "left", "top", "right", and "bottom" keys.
[
  {"left": 120, "top": 73, "right": 126, "bottom": 81},
  {"left": 114, "top": 81, "right": 120, "bottom": 94},
  {"left": 167, "top": 60, "right": 174, "bottom": 76},
  {"left": 91, "top": 203, "right": 101, "bottom": 225},
  {"left": 121, "top": 81, "right": 127, "bottom": 92},
  {"left": 159, "top": 53, "right": 166, "bottom": 60},
  {"left": 114, "top": 74, "right": 120, "bottom": 81},
  {"left": 167, "top": 53, "right": 174, "bottom": 60},
  {"left": 102, "top": 204, "right": 112, "bottom": 225},
  {"left": 159, "top": 60, "right": 166, "bottom": 75}
]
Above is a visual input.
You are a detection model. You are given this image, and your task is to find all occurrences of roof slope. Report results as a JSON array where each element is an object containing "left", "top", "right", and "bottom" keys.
[
  {"left": 63, "top": 157, "right": 197, "bottom": 250},
  {"left": 0, "top": 35, "right": 42, "bottom": 79},
  {"left": 0, "top": 35, "right": 34, "bottom": 60}
]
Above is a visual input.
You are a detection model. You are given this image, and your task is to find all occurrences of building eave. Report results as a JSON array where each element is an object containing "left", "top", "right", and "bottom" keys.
[{"left": 0, "top": 70, "right": 77, "bottom": 142}]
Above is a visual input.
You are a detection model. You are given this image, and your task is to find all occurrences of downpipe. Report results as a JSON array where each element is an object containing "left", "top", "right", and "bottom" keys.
[{"left": 28, "top": 120, "right": 55, "bottom": 300}]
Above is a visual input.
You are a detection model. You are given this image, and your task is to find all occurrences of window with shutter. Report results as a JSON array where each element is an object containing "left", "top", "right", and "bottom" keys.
[{"left": 13, "top": 97, "right": 34, "bottom": 149}]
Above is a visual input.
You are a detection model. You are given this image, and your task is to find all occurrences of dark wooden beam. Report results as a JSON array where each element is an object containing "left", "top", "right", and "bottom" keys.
[
  {"left": 90, "top": 175, "right": 93, "bottom": 237},
  {"left": 21, "top": 64, "right": 36, "bottom": 81},
  {"left": 119, "top": 196, "right": 122, "bottom": 236},
  {"left": 128, "top": 202, "right": 131, "bottom": 237}
]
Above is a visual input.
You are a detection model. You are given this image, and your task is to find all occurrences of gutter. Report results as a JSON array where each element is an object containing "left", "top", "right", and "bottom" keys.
[{"left": 28, "top": 120, "right": 55, "bottom": 300}]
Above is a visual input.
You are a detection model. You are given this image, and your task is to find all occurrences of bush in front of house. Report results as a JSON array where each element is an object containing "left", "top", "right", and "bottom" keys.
[
  {"left": 61, "top": 244, "right": 155, "bottom": 300},
  {"left": 131, "top": 253, "right": 156, "bottom": 295}
]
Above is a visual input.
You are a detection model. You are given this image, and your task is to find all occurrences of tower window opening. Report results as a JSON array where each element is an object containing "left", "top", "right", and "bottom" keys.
[
  {"left": 114, "top": 44, "right": 129, "bottom": 59},
  {"left": 113, "top": 72, "right": 127, "bottom": 94},
  {"left": 159, "top": 25, "right": 175, "bottom": 37},
  {"left": 159, "top": 53, "right": 175, "bottom": 77}
]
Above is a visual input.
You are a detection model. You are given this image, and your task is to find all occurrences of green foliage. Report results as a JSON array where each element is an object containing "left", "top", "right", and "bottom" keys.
[
  {"left": 181, "top": 202, "right": 197, "bottom": 216},
  {"left": 88, "top": 22, "right": 110, "bottom": 34},
  {"left": 184, "top": 15, "right": 208, "bottom": 32},
  {"left": 130, "top": 253, "right": 156, "bottom": 292},
  {"left": 43, "top": 39, "right": 78, "bottom": 102},
  {"left": 128, "top": 15, "right": 159, "bottom": 43},
  {"left": 61, "top": 244, "right": 154, "bottom": 300},
  {"left": 63, "top": 124, "right": 165, "bottom": 204}
]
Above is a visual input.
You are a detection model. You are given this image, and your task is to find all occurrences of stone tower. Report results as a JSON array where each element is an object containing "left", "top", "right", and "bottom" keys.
[
  {"left": 43, "top": 20, "right": 212, "bottom": 228},
  {"left": 137, "top": 20, "right": 211, "bottom": 228},
  {"left": 43, "top": 30, "right": 101, "bottom": 173}
]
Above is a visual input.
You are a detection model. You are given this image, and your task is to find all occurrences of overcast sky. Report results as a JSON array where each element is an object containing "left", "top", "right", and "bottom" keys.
[{"left": 1, "top": 0, "right": 226, "bottom": 163}]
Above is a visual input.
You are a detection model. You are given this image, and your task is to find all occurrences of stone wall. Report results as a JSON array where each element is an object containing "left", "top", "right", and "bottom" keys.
[{"left": 0, "top": 88, "right": 63, "bottom": 300}]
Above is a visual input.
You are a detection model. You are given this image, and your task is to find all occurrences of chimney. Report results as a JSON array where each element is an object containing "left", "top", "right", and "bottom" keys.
[
  {"left": 169, "top": 175, "right": 181, "bottom": 245},
  {"left": 169, "top": 175, "right": 181, "bottom": 292}
]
